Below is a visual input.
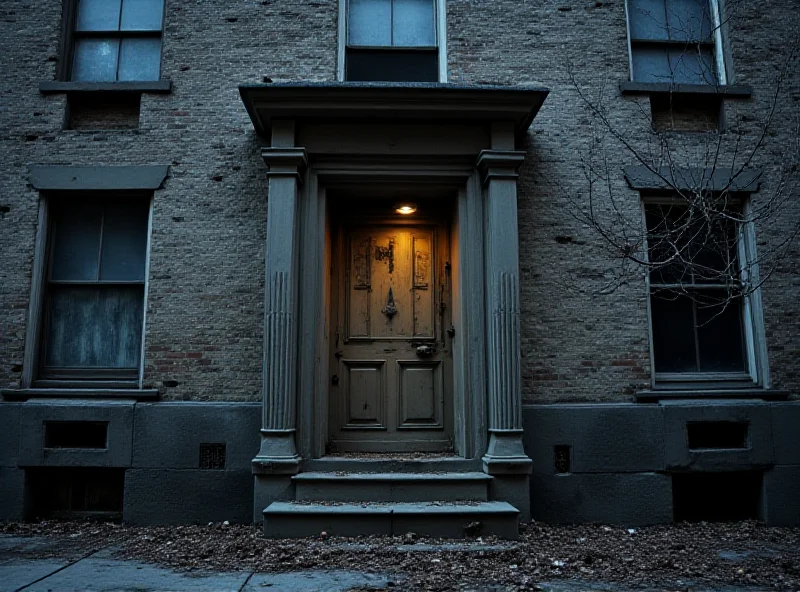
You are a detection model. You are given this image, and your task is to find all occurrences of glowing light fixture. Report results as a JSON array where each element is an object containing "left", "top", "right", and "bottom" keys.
[{"left": 394, "top": 202, "right": 417, "bottom": 215}]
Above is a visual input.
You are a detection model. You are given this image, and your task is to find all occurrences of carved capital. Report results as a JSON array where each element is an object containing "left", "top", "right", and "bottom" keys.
[
  {"left": 262, "top": 147, "right": 308, "bottom": 181},
  {"left": 476, "top": 150, "right": 526, "bottom": 185}
]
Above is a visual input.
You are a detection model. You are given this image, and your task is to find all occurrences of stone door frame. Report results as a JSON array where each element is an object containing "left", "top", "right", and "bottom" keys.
[{"left": 240, "top": 84, "right": 549, "bottom": 520}]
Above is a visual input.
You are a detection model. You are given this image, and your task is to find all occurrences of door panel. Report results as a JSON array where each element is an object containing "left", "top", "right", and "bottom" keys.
[
  {"left": 397, "top": 360, "right": 442, "bottom": 429},
  {"left": 330, "top": 221, "right": 452, "bottom": 452}
]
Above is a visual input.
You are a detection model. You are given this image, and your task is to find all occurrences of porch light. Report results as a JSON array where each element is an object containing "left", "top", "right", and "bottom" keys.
[{"left": 394, "top": 202, "right": 417, "bottom": 215}]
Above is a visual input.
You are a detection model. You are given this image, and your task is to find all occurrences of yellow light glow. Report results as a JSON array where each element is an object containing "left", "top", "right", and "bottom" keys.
[{"left": 395, "top": 203, "right": 417, "bottom": 215}]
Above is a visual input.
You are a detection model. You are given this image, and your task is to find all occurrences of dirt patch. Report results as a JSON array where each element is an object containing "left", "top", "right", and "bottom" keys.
[{"left": 2, "top": 520, "right": 798, "bottom": 590}]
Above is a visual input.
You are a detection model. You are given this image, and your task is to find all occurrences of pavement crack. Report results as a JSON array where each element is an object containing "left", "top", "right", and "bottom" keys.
[
  {"left": 237, "top": 570, "right": 256, "bottom": 592},
  {"left": 14, "top": 544, "right": 110, "bottom": 592}
]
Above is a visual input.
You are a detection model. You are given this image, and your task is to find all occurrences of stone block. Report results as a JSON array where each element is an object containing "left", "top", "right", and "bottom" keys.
[
  {"left": 770, "top": 403, "right": 800, "bottom": 465},
  {"left": 0, "top": 467, "right": 26, "bottom": 521},
  {"left": 123, "top": 469, "right": 253, "bottom": 525},
  {"left": 18, "top": 400, "right": 134, "bottom": 468},
  {"left": 530, "top": 472, "right": 673, "bottom": 525},
  {"left": 253, "top": 474, "right": 295, "bottom": 524},
  {"left": 762, "top": 465, "right": 800, "bottom": 526},
  {"left": 0, "top": 403, "right": 21, "bottom": 466},
  {"left": 132, "top": 403, "right": 261, "bottom": 470},
  {"left": 523, "top": 404, "right": 664, "bottom": 474},
  {"left": 661, "top": 400, "right": 773, "bottom": 471}
]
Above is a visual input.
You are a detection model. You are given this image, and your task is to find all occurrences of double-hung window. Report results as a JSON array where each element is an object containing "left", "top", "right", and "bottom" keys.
[
  {"left": 644, "top": 201, "right": 761, "bottom": 387},
  {"left": 69, "top": 0, "right": 165, "bottom": 82},
  {"left": 38, "top": 198, "right": 150, "bottom": 386},
  {"left": 626, "top": 0, "right": 726, "bottom": 85},
  {"left": 344, "top": 0, "right": 441, "bottom": 82}
]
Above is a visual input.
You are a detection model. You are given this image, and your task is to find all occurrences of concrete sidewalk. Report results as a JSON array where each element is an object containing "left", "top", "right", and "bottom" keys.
[
  {"left": 1, "top": 533, "right": 783, "bottom": 592},
  {"left": 0, "top": 535, "right": 394, "bottom": 592}
]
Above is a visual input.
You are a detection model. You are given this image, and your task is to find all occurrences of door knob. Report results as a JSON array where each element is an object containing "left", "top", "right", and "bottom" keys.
[{"left": 416, "top": 345, "right": 436, "bottom": 357}]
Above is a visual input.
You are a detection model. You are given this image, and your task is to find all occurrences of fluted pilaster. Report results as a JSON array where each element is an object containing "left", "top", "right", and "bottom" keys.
[
  {"left": 253, "top": 146, "right": 307, "bottom": 475},
  {"left": 477, "top": 149, "right": 532, "bottom": 475}
]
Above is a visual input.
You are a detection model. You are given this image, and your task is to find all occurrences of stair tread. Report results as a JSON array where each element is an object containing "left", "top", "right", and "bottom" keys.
[
  {"left": 264, "top": 501, "right": 518, "bottom": 515},
  {"left": 293, "top": 472, "right": 491, "bottom": 482}
]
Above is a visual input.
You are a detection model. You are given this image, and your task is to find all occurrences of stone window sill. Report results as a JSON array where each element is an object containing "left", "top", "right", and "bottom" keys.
[
  {"left": 1, "top": 388, "right": 159, "bottom": 401},
  {"left": 39, "top": 81, "right": 172, "bottom": 95},
  {"left": 619, "top": 81, "right": 752, "bottom": 98},
  {"left": 635, "top": 388, "right": 788, "bottom": 403}
]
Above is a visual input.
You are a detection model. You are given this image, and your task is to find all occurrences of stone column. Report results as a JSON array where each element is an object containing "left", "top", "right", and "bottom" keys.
[
  {"left": 477, "top": 147, "right": 532, "bottom": 477},
  {"left": 252, "top": 120, "right": 307, "bottom": 476}
]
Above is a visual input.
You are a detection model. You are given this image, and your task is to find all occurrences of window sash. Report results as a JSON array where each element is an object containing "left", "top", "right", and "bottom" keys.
[
  {"left": 67, "top": 0, "right": 164, "bottom": 82},
  {"left": 37, "top": 200, "right": 149, "bottom": 382},
  {"left": 626, "top": 0, "right": 726, "bottom": 84},
  {"left": 643, "top": 199, "right": 759, "bottom": 386},
  {"left": 347, "top": 0, "right": 437, "bottom": 49},
  {"left": 39, "top": 284, "right": 145, "bottom": 376}
]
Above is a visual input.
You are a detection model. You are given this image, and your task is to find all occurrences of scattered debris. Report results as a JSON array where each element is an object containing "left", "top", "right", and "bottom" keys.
[{"left": 1, "top": 520, "right": 798, "bottom": 590}]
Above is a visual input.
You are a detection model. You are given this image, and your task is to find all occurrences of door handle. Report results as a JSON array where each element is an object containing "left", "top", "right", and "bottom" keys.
[{"left": 416, "top": 345, "right": 436, "bottom": 357}]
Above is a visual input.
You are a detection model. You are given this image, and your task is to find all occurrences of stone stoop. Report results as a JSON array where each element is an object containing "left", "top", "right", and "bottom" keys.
[{"left": 263, "top": 472, "right": 521, "bottom": 539}]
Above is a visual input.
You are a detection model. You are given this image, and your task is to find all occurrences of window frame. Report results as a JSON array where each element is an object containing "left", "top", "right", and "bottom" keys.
[
  {"left": 337, "top": 0, "right": 448, "bottom": 82},
  {"left": 57, "top": 0, "right": 167, "bottom": 83},
  {"left": 624, "top": 0, "right": 729, "bottom": 87},
  {"left": 23, "top": 193, "right": 153, "bottom": 390},
  {"left": 641, "top": 196, "right": 769, "bottom": 391}
]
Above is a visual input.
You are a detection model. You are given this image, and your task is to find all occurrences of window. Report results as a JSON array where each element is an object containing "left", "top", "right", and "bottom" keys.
[
  {"left": 343, "top": 0, "right": 441, "bottom": 82},
  {"left": 68, "top": 0, "right": 165, "bottom": 82},
  {"left": 626, "top": 0, "right": 727, "bottom": 85},
  {"left": 37, "top": 198, "right": 149, "bottom": 386},
  {"left": 645, "top": 201, "right": 763, "bottom": 387}
]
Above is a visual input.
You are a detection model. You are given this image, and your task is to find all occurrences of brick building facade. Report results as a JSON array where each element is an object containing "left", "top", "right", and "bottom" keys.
[{"left": 1, "top": 0, "right": 797, "bottom": 535}]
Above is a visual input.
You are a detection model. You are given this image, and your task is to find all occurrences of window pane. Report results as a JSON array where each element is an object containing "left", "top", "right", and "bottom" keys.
[
  {"left": 668, "top": 46, "right": 716, "bottom": 84},
  {"left": 628, "top": 0, "right": 668, "bottom": 40},
  {"left": 120, "top": 0, "right": 164, "bottom": 31},
  {"left": 76, "top": 0, "right": 122, "bottom": 31},
  {"left": 44, "top": 286, "right": 144, "bottom": 369},
  {"left": 646, "top": 205, "right": 694, "bottom": 284},
  {"left": 651, "top": 291, "right": 698, "bottom": 372},
  {"left": 349, "top": 0, "right": 392, "bottom": 46},
  {"left": 99, "top": 203, "right": 149, "bottom": 281},
  {"left": 692, "top": 218, "right": 739, "bottom": 283},
  {"left": 393, "top": 0, "right": 435, "bottom": 46},
  {"left": 72, "top": 38, "right": 120, "bottom": 82},
  {"left": 666, "top": 0, "right": 713, "bottom": 41},
  {"left": 51, "top": 205, "right": 103, "bottom": 281},
  {"left": 631, "top": 46, "right": 672, "bottom": 83},
  {"left": 118, "top": 38, "right": 161, "bottom": 81},
  {"left": 346, "top": 48, "right": 438, "bottom": 81},
  {"left": 696, "top": 296, "right": 746, "bottom": 372}
]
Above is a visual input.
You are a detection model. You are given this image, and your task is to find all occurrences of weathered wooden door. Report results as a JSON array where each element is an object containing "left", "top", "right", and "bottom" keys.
[{"left": 329, "top": 222, "right": 453, "bottom": 452}]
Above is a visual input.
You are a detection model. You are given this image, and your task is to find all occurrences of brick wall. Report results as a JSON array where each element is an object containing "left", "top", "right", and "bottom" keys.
[{"left": 0, "top": 0, "right": 797, "bottom": 403}]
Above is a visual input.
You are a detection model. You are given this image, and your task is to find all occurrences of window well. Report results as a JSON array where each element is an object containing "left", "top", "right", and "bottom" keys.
[
  {"left": 673, "top": 471, "right": 762, "bottom": 522},
  {"left": 44, "top": 421, "right": 108, "bottom": 449},
  {"left": 28, "top": 467, "right": 124, "bottom": 521},
  {"left": 687, "top": 421, "right": 749, "bottom": 449}
]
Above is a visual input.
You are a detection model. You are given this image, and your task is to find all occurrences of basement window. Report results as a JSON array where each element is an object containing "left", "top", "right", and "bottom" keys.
[
  {"left": 687, "top": 421, "right": 748, "bottom": 449},
  {"left": 44, "top": 421, "right": 108, "bottom": 449},
  {"left": 673, "top": 471, "right": 762, "bottom": 522},
  {"left": 28, "top": 468, "right": 124, "bottom": 521}
]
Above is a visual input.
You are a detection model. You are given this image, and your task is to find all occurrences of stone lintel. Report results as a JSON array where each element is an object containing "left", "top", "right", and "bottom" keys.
[{"left": 29, "top": 164, "right": 169, "bottom": 191}]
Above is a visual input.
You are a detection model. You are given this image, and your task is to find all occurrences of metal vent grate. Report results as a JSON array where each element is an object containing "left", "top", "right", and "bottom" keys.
[
  {"left": 554, "top": 445, "right": 571, "bottom": 474},
  {"left": 199, "top": 443, "right": 226, "bottom": 469}
]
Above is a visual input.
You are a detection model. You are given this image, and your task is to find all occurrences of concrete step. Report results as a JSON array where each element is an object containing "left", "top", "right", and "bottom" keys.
[
  {"left": 293, "top": 472, "right": 491, "bottom": 502},
  {"left": 263, "top": 501, "right": 520, "bottom": 539}
]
